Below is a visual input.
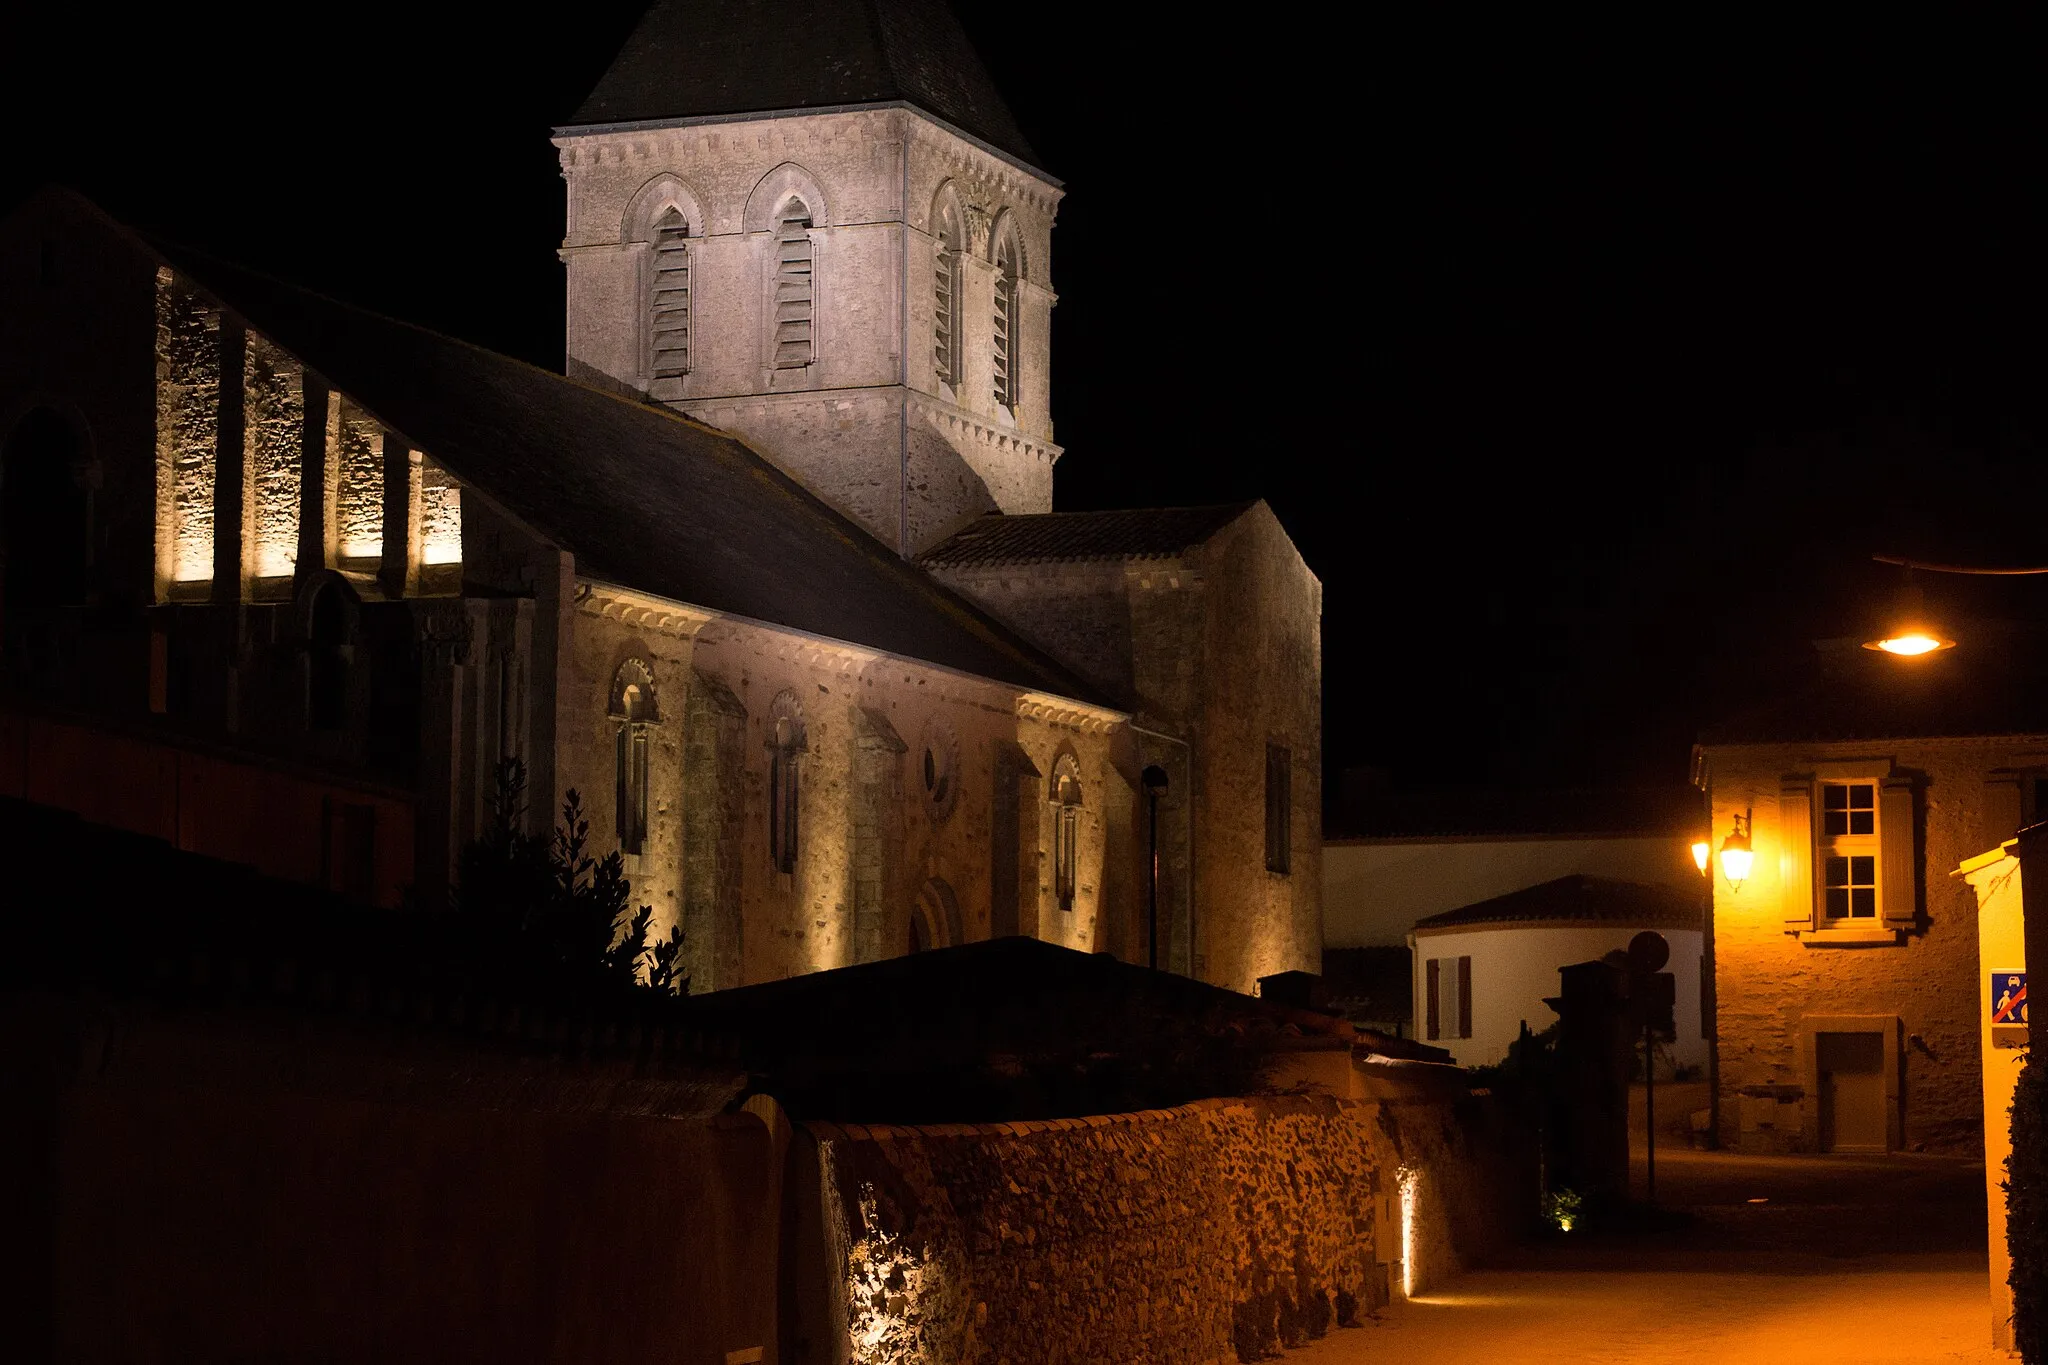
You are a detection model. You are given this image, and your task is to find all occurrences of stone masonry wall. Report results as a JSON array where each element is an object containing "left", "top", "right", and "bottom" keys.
[
  {"left": 1709, "top": 735, "right": 2042, "bottom": 1154},
  {"left": 812, "top": 1091, "right": 1505, "bottom": 1365}
]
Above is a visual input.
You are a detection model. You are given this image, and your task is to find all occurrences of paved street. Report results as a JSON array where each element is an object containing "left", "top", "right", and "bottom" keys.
[{"left": 1295, "top": 1147, "right": 2007, "bottom": 1364}]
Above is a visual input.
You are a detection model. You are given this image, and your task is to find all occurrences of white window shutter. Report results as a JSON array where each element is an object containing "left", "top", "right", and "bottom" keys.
[
  {"left": 1779, "top": 780, "right": 1814, "bottom": 927},
  {"left": 1880, "top": 778, "right": 1916, "bottom": 928}
]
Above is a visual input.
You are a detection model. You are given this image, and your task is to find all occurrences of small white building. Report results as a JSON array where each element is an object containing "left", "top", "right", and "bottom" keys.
[
  {"left": 1323, "top": 786, "right": 1705, "bottom": 950},
  {"left": 1408, "top": 875, "right": 1706, "bottom": 1071}
]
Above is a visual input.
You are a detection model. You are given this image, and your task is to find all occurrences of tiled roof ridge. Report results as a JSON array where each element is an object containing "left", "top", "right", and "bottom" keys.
[
  {"left": 919, "top": 503, "right": 1258, "bottom": 567},
  {"left": 1412, "top": 873, "right": 1703, "bottom": 932}
]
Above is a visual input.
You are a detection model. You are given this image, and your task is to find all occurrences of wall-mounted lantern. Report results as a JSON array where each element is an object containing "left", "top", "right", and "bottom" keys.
[
  {"left": 1718, "top": 809, "right": 1753, "bottom": 892},
  {"left": 1691, "top": 838, "right": 1711, "bottom": 875}
]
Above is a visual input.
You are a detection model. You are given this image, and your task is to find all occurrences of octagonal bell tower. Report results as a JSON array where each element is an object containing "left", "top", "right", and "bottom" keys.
[{"left": 554, "top": 0, "right": 1062, "bottom": 556}]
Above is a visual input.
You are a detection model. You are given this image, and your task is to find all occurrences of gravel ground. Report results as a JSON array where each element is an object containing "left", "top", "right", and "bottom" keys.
[{"left": 1288, "top": 1147, "right": 2010, "bottom": 1364}]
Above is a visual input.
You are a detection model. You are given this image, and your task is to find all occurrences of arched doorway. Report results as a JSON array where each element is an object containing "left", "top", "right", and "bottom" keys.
[{"left": 908, "top": 877, "right": 962, "bottom": 955}]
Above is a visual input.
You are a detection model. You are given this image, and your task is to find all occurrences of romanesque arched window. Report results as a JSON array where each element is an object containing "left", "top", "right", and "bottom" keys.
[
  {"left": 649, "top": 206, "right": 692, "bottom": 380},
  {"left": 768, "top": 691, "right": 805, "bottom": 873},
  {"left": 1052, "top": 754, "right": 1082, "bottom": 913},
  {"left": 611, "top": 660, "right": 657, "bottom": 855},
  {"left": 2, "top": 406, "right": 92, "bottom": 613},
  {"left": 991, "top": 217, "right": 1021, "bottom": 412},
  {"left": 932, "top": 191, "right": 963, "bottom": 388},
  {"left": 773, "top": 198, "right": 816, "bottom": 369},
  {"left": 306, "top": 578, "right": 354, "bottom": 731}
]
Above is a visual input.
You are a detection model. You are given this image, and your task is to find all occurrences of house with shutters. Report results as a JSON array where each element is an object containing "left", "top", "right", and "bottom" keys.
[{"left": 1696, "top": 630, "right": 2048, "bottom": 1155}]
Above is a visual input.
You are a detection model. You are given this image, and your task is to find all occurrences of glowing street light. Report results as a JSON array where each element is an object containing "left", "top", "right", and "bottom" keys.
[
  {"left": 1691, "top": 838, "right": 1711, "bottom": 875},
  {"left": 1717, "top": 810, "right": 1753, "bottom": 892}
]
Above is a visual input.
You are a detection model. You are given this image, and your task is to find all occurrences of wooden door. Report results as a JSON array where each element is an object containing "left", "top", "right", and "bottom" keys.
[{"left": 1818, "top": 1031, "right": 1887, "bottom": 1152}]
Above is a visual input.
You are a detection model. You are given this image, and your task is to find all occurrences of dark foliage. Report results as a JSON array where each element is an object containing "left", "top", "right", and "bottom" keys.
[
  {"left": 457, "top": 759, "right": 685, "bottom": 995},
  {"left": 2009, "top": 1051, "right": 2048, "bottom": 1361}
]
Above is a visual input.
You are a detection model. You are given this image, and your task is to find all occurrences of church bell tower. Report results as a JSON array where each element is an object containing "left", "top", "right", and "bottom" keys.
[{"left": 554, "top": 0, "right": 1063, "bottom": 556}]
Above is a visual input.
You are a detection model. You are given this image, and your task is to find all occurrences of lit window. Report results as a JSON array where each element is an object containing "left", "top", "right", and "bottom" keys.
[
  {"left": 1053, "top": 756, "right": 1082, "bottom": 912},
  {"left": 768, "top": 693, "right": 805, "bottom": 874},
  {"left": 611, "top": 661, "right": 656, "bottom": 856},
  {"left": 773, "top": 199, "right": 815, "bottom": 369},
  {"left": 1819, "top": 781, "right": 1878, "bottom": 920},
  {"left": 649, "top": 207, "right": 691, "bottom": 379}
]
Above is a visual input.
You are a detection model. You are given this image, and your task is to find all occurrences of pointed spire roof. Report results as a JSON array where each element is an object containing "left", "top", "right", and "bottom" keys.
[{"left": 567, "top": 0, "right": 1045, "bottom": 175}]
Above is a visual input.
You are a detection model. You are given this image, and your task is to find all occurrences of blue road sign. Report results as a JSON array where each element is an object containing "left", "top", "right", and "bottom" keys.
[{"left": 1992, "top": 971, "right": 2028, "bottom": 1026}]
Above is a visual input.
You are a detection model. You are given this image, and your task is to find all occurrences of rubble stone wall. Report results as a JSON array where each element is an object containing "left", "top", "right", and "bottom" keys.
[{"left": 812, "top": 1090, "right": 1509, "bottom": 1365}]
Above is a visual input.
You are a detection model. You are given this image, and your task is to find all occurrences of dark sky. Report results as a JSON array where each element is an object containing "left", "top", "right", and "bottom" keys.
[{"left": 10, "top": 7, "right": 2048, "bottom": 800}]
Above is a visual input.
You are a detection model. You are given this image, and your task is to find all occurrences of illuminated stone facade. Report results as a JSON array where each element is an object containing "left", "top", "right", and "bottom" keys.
[
  {"left": 558, "top": 110, "right": 1059, "bottom": 557},
  {"left": 0, "top": 1, "right": 1319, "bottom": 996},
  {"left": 1703, "top": 732, "right": 2044, "bottom": 1154}
]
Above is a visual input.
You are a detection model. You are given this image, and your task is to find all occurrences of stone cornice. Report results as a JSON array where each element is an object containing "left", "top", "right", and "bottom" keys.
[
  {"left": 577, "top": 581, "right": 719, "bottom": 638},
  {"left": 1016, "top": 691, "right": 1124, "bottom": 735},
  {"left": 579, "top": 577, "right": 1126, "bottom": 724},
  {"left": 908, "top": 390, "right": 1061, "bottom": 467},
  {"left": 553, "top": 103, "right": 1063, "bottom": 203}
]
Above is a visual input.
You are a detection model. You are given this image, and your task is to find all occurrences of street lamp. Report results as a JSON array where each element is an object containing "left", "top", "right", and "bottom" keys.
[
  {"left": 1863, "top": 567, "right": 1956, "bottom": 656},
  {"left": 1718, "top": 809, "right": 1753, "bottom": 892},
  {"left": 1691, "top": 838, "right": 1711, "bottom": 875}
]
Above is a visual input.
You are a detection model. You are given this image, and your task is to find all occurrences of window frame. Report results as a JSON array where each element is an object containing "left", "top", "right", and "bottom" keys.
[
  {"left": 1052, "top": 755, "right": 1083, "bottom": 912},
  {"left": 1819, "top": 780, "right": 1880, "bottom": 922},
  {"left": 646, "top": 206, "right": 693, "bottom": 383}
]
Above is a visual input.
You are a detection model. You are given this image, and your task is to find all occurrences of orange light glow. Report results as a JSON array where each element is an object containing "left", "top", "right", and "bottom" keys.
[
  {"left": 1866, "top": 631, "right": 1954, "bottom": 656},
  {"left": 1691, "top": 840, "right": 1711, "bottom": 875}
]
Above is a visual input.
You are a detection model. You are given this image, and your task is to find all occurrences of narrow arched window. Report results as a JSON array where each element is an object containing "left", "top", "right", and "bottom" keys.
[
  {"left": 611, "top": 661, "right": 656, "bottom": 855},
  {"left": 1052, "top": 755, "right": 1082, "bottom": 913},
  {"left": 992, "top": 223, "right": 1020, "bottom": 411},
  {"left": 307, "top": 580, "right": 352, "bottom": 731},
  {"left": 768, "top": 693, "right": 805, "bottom": 874},
  {"left": 773, "top": 199, "right": 815, "bottom": 369},
  {"left": 933, "top": 199, "right": 962, "bottom": 387},
  {"left": 649, "top": 207, "right": 691, "bottom": 380}
]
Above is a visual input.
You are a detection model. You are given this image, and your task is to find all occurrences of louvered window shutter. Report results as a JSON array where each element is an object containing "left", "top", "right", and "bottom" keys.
[
  {"left": 1425, "top": 958, "right": 1440, "bottom": 1040},
  {"left": 774, "top": 206, "right": 815, "bottom": 369},
  {"left": 1880, "top": 778, "right": 1916, "bottom": 928},
  {"left": 992, "top": 236, "right": 1017, "bottom": 409},
  {"left": 649, "top": 211, "right": 691, "bottom": 378},
  {"left": 1780, "top": 780, "right": 1815, "bottom": 927},
  {"left": 1457, "top": 956, "right": 1473, "bottom": 1039},
  {"left": 933, "top": 212, "right": 960, "bottom": 386}
]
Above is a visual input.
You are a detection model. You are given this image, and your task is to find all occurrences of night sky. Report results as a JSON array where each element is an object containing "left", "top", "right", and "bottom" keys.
[{"left": 10, "top": 8, "right": 2048, "bottom": 805}]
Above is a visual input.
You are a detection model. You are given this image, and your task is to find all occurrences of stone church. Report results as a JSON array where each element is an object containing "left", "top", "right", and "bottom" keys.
[{"left": 0, "top": 0, "right": 1321, "bottom": 994}]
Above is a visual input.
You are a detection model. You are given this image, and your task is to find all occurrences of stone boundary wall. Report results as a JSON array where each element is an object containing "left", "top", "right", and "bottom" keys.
[{"left": 806, "top": 1087, "right": 1512, "bottom": 1364}]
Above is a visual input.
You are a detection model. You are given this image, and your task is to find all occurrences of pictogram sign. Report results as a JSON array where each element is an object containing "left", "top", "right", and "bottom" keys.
[{"left": 1992, "top": 970, "right": 2028, "bottom": 1026}]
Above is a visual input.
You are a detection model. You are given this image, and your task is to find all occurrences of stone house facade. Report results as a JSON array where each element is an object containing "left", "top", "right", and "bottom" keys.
[
  {"left": 1699, "top": 638, "right": 2048, "bottom": 1154},
  {"left": 0, "top": 0, "right": 1321, "bottom": 995}
]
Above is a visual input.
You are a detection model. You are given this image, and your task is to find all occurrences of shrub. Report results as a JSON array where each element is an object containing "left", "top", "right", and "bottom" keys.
[{"left": 2010, "top": 1051, "right": 2048, "bottom": 1361}]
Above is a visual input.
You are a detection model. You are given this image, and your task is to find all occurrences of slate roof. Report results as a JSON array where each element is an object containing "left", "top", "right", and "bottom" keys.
[
  {"left": 1700, "top": 628, "right": 2048, "bottom": 746},
  {"left": 1413, "top": 875, "right": 1703, "bottom": 933},
  {"left": 919, "top": 505, "right": 1255, "bottom": 568},
  {"left": 568, "top": 0, "right": 1044, "bottom": 173},
  {"left": 144, "top": 230, "right": 1106, "bottom": 707}
]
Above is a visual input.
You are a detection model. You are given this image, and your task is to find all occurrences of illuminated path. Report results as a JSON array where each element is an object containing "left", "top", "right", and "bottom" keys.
[{"left": 1295, "top": 1149, "right": 2005, "bottom": 1364}]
